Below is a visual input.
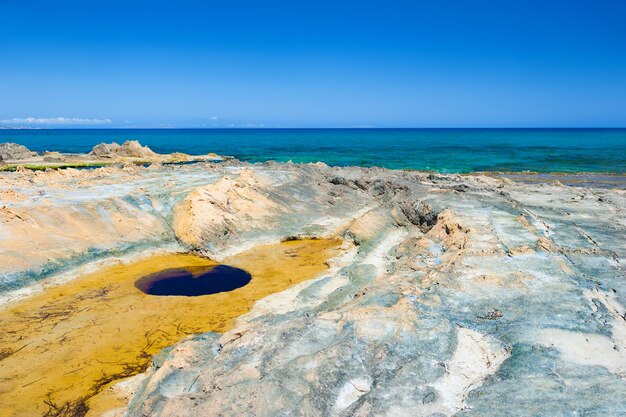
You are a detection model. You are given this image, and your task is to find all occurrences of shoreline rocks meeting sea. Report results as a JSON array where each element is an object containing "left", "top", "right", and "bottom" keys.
[
  {"left": 0, "top": 141, "right": 625, "bottom": 416},
  {"left": 0, "top": 141, "right": 224, "bottom": 171}
]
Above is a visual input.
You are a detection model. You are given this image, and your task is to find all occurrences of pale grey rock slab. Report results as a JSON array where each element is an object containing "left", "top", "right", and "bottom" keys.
[
  {"left": 1, "top": 160, "right": 624, "bottom": 416},
  {"left": 120, "top": 164, "right": 626, "bottom": 416}
]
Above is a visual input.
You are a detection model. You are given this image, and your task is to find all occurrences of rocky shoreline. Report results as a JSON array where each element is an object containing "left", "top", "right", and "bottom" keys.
[
  {"left": 0, "top": 141, "right": 224, "bottom": 171},
  {"left": 0, "top": 143, "right": 625, "bottom": 416}
]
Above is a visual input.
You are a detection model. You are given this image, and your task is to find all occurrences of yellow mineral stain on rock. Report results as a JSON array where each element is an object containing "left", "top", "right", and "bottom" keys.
[{"left": 0, "top": 238, "right": 341, "bottom": 417}]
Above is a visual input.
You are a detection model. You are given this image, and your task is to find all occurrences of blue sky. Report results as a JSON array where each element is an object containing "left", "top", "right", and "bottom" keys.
[{"left": 1, "top": 0, "right": 625, "bottom": 128}]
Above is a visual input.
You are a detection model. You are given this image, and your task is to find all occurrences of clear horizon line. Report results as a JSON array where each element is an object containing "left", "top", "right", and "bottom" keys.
[{"left": 1, "top": 126, "right": 626, "bottom": 130}]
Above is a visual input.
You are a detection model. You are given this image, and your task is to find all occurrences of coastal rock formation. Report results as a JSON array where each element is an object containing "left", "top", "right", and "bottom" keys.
[
  {"left": 42, "top": 151, "right": 66, "bottom": 162},
  {"left": 0, "top": 141, "right": 223, "bottom": 171},
  {"left": 1, "top": 161, "right": 625, "bottom": 416},
  {"left": 129, "top": 165, "right": 626, "bottom": 416},
  {"left": 172, "top": 165, "right": 373, "bottom": 258},
  {"left": 0, "top": 142, "right": 37, "bottom": 161},
  {"left": 90, "top": 140, "right": 158, "bottom": 158},
  {"left": 0, "top": 164, "right": 220, "bottom": 296}
]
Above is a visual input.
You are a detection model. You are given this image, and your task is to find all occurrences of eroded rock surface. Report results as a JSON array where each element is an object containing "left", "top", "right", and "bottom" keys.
[
  {"left": 90, "top": 140, "right": 157, "bottom": 158},
  {"left": 0, "top": 142, "right": 37, "bottom": 161},
  {"left": 1, "top": 161, "right": 625, "bottom": 416},
  {"left": 137, "top": 165, "right": 626, "bottom": 416},
  {"left": 0, "top": 164, "right": 221, "bottom": 296},
  {"left": 0, "top": 140, "right": 224, "bottom": 170}
]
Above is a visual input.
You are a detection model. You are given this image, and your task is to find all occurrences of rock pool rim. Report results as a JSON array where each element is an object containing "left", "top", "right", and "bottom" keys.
[{"left": 134, "top": 264, "right": 252, "bottom": 296}]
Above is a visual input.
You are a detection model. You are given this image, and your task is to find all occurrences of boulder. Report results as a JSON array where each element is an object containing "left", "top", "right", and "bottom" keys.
[
  {"left": 89, "top": 140, "right": 157, "bottom": 158},
  {"left": 119, "top": 140, "right": 157, "bottom": 158},
  {"left": 0, "top": 143, "right": 37, "bottom": 161},
  {"left": 89, "top": 142, "right": 122, "bottom": 158}
]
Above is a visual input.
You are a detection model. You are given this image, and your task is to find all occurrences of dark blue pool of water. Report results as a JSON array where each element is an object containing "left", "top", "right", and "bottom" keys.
[{"left": 135, "top": 265, "right": 252, "bottom": 296}]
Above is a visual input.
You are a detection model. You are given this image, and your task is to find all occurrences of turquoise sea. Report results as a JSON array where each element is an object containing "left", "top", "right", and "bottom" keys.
[{"left": 1, "top": 128, "right": 625, "bottom": 173}]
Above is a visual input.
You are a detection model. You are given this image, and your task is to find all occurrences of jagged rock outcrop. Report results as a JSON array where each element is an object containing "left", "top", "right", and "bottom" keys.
[
  {"left": 398, "top": 201, "right": 439, "bottom": 232},
  {"left": 0, "top": 142, "right": 37, "bottom": 161}
]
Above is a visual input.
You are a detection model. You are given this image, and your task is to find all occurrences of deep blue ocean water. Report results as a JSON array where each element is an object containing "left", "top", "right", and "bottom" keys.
[{"left": 1, "top": 128, "right": 625, "bottom": 173}]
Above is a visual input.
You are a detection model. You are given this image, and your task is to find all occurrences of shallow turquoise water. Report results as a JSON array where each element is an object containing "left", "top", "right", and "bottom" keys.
[{"left": 1, "top": 128, "right": 625, "bottom": 173}]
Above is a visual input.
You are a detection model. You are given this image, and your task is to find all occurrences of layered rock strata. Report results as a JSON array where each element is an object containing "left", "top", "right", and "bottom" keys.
[{"left": 0, "top": 161, "right": 625, "bottom": 416}]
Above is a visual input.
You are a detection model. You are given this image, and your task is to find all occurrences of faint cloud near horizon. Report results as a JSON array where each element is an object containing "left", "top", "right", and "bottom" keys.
[{"left": 0, "top": 117, "right": 112, "bottom": 125}]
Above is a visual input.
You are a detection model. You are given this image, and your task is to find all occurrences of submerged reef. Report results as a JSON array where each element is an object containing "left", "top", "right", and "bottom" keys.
[{"left": 0, "top": 157, "right": 625, "bottom": 416}]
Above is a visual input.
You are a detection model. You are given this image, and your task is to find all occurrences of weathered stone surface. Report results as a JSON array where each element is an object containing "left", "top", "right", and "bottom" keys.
[
  {"left": 0, "top": 142, "right": 37, "bottom": 161},
  {"left": 89, "top": 140, "right": 157, "bottom": 158},
  {"left": 0, "top": 141, "right": 224, "bottom": 169},
  {"left": 131, "top": 164, "right": 625, "bottom": 416},
  {"left": 398, "top": 201, "right": 439, "bottom": 232},
  {"left": 0, "top": 163, "right": 220, "bottom": 297},
  {"left": 89, "top": 141, "right": 122, "bottom": 157},
  {"left": 42, "top": 151, "right": 65, "bottom": 162},
  {"left": 1, "top": 161, "right": 625, "bottom": 416}
]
